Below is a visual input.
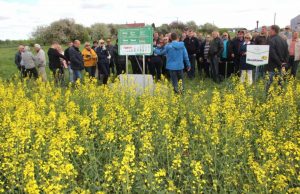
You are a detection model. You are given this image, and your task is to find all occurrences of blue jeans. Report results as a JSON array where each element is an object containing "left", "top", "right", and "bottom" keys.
[
  {"left": 73, "top": 70, "right": 82, "bottom": 82},
  {"left": 169, "top": 70, "right": 184, "bottom": 93},
  {"left": 68, "top": 65, "right": 74, "bottom": 82},
  {"left": 266, "top": 71, "right": 283, "bottom": 93}
]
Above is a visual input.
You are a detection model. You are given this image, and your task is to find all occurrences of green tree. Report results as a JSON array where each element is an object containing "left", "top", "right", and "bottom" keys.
[
  {"left": 90, "top": 23, "right": 111, "bottom": 41},
  {"left": 199, "top": 23, "right": 218, "bottom": 34},
  {"left": 186, "top": 21, "right": 198, "bottom": 31},
  {"left": 32, "top": 18, "right": 89, "bottom": 44}
]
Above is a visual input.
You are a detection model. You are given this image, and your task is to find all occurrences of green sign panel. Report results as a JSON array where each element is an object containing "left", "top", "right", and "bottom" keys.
[{"left": 118, "top": 27, "right": 153, "bottom": 56}]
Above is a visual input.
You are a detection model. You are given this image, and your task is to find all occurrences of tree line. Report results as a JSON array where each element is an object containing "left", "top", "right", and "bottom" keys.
[{"left": 0, "top": 18, "right": 223, "bottom": 47}]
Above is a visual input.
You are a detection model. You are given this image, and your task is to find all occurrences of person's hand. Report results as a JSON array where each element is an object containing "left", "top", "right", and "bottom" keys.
[
  {"left": 231, "top": 54, "right": 235, "bottom": 58},
  {"left": 187, "top": 67, "right": 191, "bottom": 72}
]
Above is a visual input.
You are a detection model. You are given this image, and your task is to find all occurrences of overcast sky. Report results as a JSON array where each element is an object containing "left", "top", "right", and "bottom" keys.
[{"left": 0, "top": 0, "right": 299, "bottom": 40}]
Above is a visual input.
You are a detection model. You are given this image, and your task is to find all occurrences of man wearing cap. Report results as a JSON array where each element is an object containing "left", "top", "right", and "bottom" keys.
[
  {"left": 34, "top": 44, "right": 47, "bottom": 82},
  {"left": 281, "top": 25, "right": 292, "bottom": 40}
]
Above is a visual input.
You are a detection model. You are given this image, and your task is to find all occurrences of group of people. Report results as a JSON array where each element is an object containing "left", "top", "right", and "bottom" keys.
[
  {"left": 152, "top": 25, "right": 299, "bottom": 92},
  {"left": 14, "top": 24, "right": 299, "bottom": 92},
  {"left": 48, "top": 39, "right": 126, "bottom": 84},
  {"left": 15, "top": 44, "right": 47, "bottom": 82}
]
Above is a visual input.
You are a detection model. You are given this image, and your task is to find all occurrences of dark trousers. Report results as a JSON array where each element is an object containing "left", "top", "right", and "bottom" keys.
[
  {"left": 233, "top": 56, "right": 240, "bottom": 74},
  {"left": 169, "top": 70, "right": 184, "bottom": 93},
  {"left": 52, "top": 67, "right": 64, "bottom": 84},
  {"left": 288, "top": 56, "right": 299, "bottom": 77},
  {"left": 202, "top": 59, "right": 211, "bottom": 78},
  {"left": 109, "top": 59, "right": 115, "bottom": 74},
  {"left": 18, "top": 66, "right": 27, "bottom": 78},
  {"left": 210, "top": 56, "right": 220, "bottom": 83},
  {"left": 25, "top": 68, "right": 38, "bottom": 79},
  {"left": 98, "top": 62, "right": 109, "bottom": 84},
  {"left": 130, "top": 58, "right": 142, "bottom": 74},
  {"left": 220, "top": 58, "right": 234, "bottom": 79},
  {"left": 162, "top": 56, "right": 168, "bottom": 78},
  {"left": 148, "top": 56, "right": 162, "bottom": 80},
  {"left": 85, "top": 66, "right": 96, "bottom": 78},
  {"left": 187, "top": 54, "right": 196, "bottom": 79},
  {"left": 196, "top": 54, "right": 205, "bottom": 76},
  {"left": 116, "top": 63, "right": 126, "bottom": 75}
]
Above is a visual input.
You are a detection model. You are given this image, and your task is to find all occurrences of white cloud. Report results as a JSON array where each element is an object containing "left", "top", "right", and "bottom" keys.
[{"left": 0, "top": 0, "right": 298, "bottom": 40}]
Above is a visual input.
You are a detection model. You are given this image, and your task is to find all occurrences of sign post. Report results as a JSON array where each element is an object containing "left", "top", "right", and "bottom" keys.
[
  {"left": 118, "top": 26, "right": 153, "bottom": 56},
  {"left": 118, "top": 27, "right": 154, "bottom": 93}
]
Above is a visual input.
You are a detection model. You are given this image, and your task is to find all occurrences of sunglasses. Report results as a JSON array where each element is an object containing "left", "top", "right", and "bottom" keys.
[
  {"left": 245, "top": 37, "right": 251, "bottom": 39},
  {"left": 100, "top": 42, "right": 104, "bottom": 44}
]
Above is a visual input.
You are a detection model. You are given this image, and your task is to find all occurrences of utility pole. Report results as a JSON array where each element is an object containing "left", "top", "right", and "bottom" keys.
[
  {"left": 274, "top": 13, "right": 276, "bottom": 25},
  {"left": 256, "top": 20, "right": 259, "bottom": 31}
]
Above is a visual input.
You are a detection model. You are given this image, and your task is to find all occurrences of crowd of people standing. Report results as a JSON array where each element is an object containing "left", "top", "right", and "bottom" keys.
[{"left": 14, "top": 24, "right": 299, "bottom": 92}]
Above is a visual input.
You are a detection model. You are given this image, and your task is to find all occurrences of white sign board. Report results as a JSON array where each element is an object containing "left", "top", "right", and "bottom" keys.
[
  {"left": 246, "top": 45, "right": 270, "bottom": 66},
  {"left": 119, "top": 74, "right": 154, "bottom": 94},
  {"left": 120, "top": 44, "right": 152, "bottom": 55}
]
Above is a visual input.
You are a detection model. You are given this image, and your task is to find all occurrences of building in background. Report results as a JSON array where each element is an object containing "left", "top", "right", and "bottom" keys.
[{"left": 291, "top": 15, "right": 300, "bottom": 32}]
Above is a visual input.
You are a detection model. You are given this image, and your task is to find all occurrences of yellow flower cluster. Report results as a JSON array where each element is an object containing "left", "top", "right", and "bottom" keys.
[{"left": 0, "top": 76, "right": 299, "bottom": 193}]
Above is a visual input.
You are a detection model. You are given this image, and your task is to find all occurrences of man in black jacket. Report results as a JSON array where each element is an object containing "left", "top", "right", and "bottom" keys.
[
  {"left": 184, "top": 29, "right": 200, "bottom": 79},
  {"left": 209, "top": 31, "right": 224, "bottom": 83},
  {"left": 47, "top": 42, "right": 68, "bottom": 84},
  {"left": 231, "top": 30, "right": 245, "bottom": 74},
  {"left": 106, "top": 39, "right": 115, "bottom": 75},
  {"left": 266, "top": 25, "right": 289, "bottom": 91},
  {"left": 69, "top": 40, "right": 84, "bottom": 82}
]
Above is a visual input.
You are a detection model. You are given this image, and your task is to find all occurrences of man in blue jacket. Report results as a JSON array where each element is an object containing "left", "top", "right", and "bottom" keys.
[{"left": 154, "top": 33, "right": 191, "bottom": 93}]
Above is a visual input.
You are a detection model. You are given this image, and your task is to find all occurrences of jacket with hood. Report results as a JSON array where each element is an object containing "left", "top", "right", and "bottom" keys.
[{"left": 154, "top": 41, "right": 190, "bottom": 70}]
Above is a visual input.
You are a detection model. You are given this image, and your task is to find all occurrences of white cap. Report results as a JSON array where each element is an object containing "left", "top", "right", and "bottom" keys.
[{"left": 34, "top": 44, "right": 41, "bottom": 49}]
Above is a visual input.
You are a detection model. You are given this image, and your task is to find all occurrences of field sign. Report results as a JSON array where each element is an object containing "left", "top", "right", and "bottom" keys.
[
  {"left": 118, "top": 26, "right": 153, "bottom": 56},
  {"left": 246, "top": 45, "right": 270, "bottom": 66}
]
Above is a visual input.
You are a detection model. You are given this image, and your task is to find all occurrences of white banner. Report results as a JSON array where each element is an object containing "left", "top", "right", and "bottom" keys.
[
  {"left": 246, "top": 45, "right": 270, "bottom": 66},
  {"left": 120, "top": 44, "right": 152, "bottom": 55}
]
